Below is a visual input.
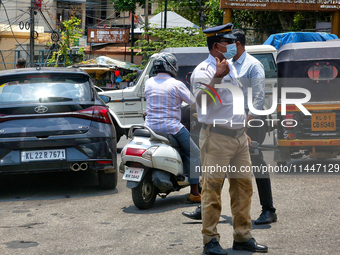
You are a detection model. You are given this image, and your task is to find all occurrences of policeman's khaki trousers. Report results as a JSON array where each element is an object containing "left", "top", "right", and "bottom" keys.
[{"left": 199, "top": 126, "right": 253, "bottom": 244}]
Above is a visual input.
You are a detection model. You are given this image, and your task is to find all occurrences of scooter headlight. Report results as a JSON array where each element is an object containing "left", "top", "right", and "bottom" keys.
[{"left": 141, "top": 146, "right": 158, "bottom": 161}]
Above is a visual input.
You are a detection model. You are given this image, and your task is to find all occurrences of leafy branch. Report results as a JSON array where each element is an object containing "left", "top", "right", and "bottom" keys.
[{"left": 47, "top": 16, "right": 84, "bottom": 67}]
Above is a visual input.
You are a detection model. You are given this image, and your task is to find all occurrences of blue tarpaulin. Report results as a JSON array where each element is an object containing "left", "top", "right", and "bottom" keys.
[{"left": 263, "top": 32, "right": 338, "bottom": 50}]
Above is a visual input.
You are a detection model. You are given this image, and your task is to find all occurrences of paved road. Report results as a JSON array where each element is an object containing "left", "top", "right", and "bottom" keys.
[{"left": 0, "top": 135, "right": 339, "bottom": 255}]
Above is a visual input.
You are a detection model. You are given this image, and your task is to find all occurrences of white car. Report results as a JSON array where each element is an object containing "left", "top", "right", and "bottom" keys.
[
  {"left": 100, "top": 46, "right": 278, "bottom": 141},
  {"left": 94, "top": 86, "right": 104, "bottom": 93}
]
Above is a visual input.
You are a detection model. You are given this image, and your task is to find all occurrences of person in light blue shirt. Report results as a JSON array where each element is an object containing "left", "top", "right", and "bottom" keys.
[
  {"left": 232, "top": 29, "right": 277, "bottom": 225},
  {"left": 232, "top": 34, "right": 265, "bottom": 120}
]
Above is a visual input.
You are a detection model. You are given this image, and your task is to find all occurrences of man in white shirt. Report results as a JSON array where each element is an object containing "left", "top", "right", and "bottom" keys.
[{"left": 190, "top": 24, "right": 268, "bottom": 254}]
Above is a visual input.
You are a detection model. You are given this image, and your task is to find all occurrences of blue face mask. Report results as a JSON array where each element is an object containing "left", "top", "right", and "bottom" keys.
[{"left": 218, "top": 43, "right": 237, "bottom": 59}]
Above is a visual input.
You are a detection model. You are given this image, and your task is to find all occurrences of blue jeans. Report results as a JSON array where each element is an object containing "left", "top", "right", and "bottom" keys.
[{"left": 173, "top": 127, "right": 201, "bottom": 184}]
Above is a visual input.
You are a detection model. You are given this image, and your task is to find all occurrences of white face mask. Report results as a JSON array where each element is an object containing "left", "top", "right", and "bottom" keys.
[{"left": 217, "top": 43, "right": 237, "bottom": 59}]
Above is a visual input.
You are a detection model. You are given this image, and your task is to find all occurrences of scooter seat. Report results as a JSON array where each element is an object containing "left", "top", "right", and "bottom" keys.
[
  {"left": 133, "top": 128, "right": 151, "bottom": 137},
  {"left": 133, "top": 129, "right": 180, "bottom": 148}
]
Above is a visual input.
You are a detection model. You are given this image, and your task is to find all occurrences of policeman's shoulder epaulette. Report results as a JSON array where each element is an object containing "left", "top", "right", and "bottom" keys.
[{"left": 199, "top": 62, "right": 210, "bottom": 71}]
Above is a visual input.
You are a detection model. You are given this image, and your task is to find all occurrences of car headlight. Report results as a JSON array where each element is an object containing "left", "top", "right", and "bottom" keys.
[{"left": 141, "top": 146, "right": 158, "bottom": 161}]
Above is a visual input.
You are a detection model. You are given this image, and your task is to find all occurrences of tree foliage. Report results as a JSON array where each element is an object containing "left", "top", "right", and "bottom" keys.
[
  {"left": 151, "top": 0, "right": 331, "bottom": 34},
  {"left": 111, "top": 0, "right": 331, "bottom": 33},
  {"left": 232, "top": 10, "right": 331, "bottom": 35},
  {"left": 111, "top": 0, "right": 146, "bottom": 12},
  {"left": 154, "top": 0, "right": 223, "bottom": 28},
  {"left": 123, "top": 26, "right": 206, "bottom": 78},
  {"left": 47, "top": 17, "right": 84, "bottom": 67}
]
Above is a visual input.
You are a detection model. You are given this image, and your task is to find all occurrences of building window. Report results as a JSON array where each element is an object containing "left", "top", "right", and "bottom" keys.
[{"left": 57, "top": 1, "right": 83, "bottom": 27}]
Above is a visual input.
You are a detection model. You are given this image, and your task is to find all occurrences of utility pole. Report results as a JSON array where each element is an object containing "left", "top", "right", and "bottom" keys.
[
  {"left": 199, "top": 0, "right": 203, "bottom": 29},
  {"left": 131, "top": 11, "right": 134, "bottom": 63},
  {"left": 144, "top": 0, "right": 149, "bottom": 41},
  {"left": 164, "top": 0, "right": 167, "bottom": 29},
  {"left": 144, "top": 0, "right": 148, "bottom": 32},
  {"left": 30, "top": 0, "right": 35, "bottom": 67}
]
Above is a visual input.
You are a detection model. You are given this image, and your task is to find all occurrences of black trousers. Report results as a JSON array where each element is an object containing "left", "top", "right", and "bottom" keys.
[{"left": 247, "top": 118, "right": 276, "bottom": 213}]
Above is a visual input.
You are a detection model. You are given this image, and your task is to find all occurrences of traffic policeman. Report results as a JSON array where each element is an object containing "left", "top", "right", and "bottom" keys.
[{"left": 190, "top": 24, "right": 268, "bottom": 254}]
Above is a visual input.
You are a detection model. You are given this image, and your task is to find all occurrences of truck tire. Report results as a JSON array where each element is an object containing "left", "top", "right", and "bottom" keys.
[
  {"left": 132, "top": 173, "right": 158, "bottom": 209},
  {"left": 98, "top": 171, "right": 118, "bottom": 189}
]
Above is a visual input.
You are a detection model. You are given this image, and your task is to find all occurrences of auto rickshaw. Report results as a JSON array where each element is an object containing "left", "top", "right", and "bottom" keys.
[{"left": 274, "top": 40, "right": 340, "bottom": 165}]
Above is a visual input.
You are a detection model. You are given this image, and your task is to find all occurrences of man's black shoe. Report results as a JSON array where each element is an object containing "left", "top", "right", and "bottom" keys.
[
  {"left": 182, "top": 206, "right": 202, "bottom": 220},
  {"left": 233, "top": 238, "right": 268, "bottom": 253},
  {"left": 203, "top": 238, "right": 228, "bottom": 255},
  {"left": 254, "top": 210, "right": 277, "bottom": 225}
]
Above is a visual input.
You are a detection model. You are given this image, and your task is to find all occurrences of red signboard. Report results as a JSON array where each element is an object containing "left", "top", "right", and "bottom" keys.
[{"left": 87, "top": 28, "right": 130, "bottom": 44}]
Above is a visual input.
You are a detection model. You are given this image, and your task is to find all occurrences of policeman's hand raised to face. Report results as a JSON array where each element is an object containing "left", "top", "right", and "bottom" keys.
[{"left": 214, "top": 57, "right": 230, "bottom": 79}]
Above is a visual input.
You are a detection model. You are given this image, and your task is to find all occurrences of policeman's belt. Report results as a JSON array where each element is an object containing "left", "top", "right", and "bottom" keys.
[{"left": 202, "top": 124, "right": 244, "bottom": 138}]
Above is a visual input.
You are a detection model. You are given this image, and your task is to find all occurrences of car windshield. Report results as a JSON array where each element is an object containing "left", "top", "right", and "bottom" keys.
[{"left": 0, "top": 75, "right": 91, "bottom": 104}]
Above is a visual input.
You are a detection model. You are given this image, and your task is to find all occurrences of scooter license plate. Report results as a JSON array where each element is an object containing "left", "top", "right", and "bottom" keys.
[{"left": 123, "top": 167, "right": 144, "bottom": 182}]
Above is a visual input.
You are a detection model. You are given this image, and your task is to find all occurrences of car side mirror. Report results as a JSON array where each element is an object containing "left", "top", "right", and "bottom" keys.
[{"left": 99, "top": 95, "right": 111, "bottom": 104}]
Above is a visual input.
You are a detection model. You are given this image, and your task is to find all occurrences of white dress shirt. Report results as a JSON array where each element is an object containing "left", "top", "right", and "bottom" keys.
[{"left": 191, "top": 54, "right": 246, "bottom": 129}]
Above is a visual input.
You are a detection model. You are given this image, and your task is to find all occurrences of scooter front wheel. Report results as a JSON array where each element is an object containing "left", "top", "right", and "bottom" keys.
[{"left": 132, "top": 172, "right": 158, "bottom": 209}]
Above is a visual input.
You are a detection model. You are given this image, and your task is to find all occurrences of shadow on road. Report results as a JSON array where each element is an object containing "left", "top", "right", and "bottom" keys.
[
  {"left": 0, "top": 171, "right": 117, "bottom": 201},
  {"left": 122, "top": 193, "right": 202, "bottom": 214}
]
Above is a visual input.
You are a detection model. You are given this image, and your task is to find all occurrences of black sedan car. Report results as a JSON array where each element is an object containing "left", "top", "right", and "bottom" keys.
[{"left": 0, "top": 67, "right": 117, "bottom": 189}]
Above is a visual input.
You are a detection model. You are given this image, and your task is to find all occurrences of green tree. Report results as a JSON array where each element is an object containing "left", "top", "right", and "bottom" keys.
[
  {"left": 111, "top": 0, "right": 146, "bottom": 12},
  {"left": 122, "top": 26, "right": 205, "bottom": 78},
  {"left": 205, "top": 0, "right": 223, "bottom": 26},
  {"left": 47, "top": 17, "right": 84, "bottom": 67},
  {"left": 151, "top": 1, "right": 331, "bottom": 34},
  {"left": 232, "top": 10, "right": 331, "bottom": 35},
  {"left": 154, "top": 0, "right": 223, "bottom": 28}
]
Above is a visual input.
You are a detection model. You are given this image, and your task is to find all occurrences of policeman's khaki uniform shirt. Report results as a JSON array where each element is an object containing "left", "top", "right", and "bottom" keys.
[
  {"left": 191, "top": 54, "right": 245, "bottom": 129},
  {"left": 233, "top": 51, "right": 265, "bottom": 116}
]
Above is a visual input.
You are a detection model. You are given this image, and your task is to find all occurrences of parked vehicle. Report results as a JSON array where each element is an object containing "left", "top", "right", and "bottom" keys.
[
  {"left": 120, "top": 125, "right": 195, "bottom": 209},
  {"left": 100, "top": 45, "right": 278, "bottom": 142},
  {"left": 274, "top": 40, "right": 340, "bottom": 165},
  {"left": 263, "top": 32, "right": 338, "bottom": 50},
  {"left": 0, "top": 67, "right": 118, "bottom": 189},
  {"left": 94, "top": 85, "right": 104, "bottom": 92}
]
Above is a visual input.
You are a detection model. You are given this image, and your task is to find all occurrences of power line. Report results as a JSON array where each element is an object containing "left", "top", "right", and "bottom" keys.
[
  {"left": 0, "top": 2, "right": 30, "bottom": 57},
  {"left": 0, "top": 13, "right": 27, "bottom": 34}
]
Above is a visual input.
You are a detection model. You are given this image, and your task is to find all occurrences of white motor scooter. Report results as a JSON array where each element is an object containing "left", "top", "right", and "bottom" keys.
[{"left": 120, "top": 125, "right": 195, "bottom": 209}]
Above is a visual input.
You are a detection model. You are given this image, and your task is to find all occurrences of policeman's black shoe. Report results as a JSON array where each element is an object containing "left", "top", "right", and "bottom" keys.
[
  {"left": 254, "top": 210, "right": 277, "bottom": 225},
  {"left": 182, "top": 206, "right": 202, "bottom": 220},
  {"left": 203, "top": 238, "right": 228, "bottom": 255},
  {"left": 233, "top": 238, "right": 268, "bottom": 253}
]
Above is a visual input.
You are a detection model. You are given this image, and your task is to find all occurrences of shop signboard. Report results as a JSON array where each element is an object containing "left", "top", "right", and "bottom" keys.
[
  {"left": 221, "top": 0, "right": 340, "bottom": 11},
  {"left": 87, "top": 28, "right": 129, "bottom": 43}
]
